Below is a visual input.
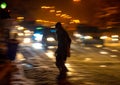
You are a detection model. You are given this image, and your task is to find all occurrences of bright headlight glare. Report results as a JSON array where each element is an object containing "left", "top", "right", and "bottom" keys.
[
  {"left": 100, "top": 36, "right": 108, "bottom": 39},
  {"left": 23, "top": 38, "right": 31, "bottom": 43},
  {"left": 47, "top": 37, "right": 55, "bottom": 41},
  {"left": 112, "top": 38, "right": 119, "bottom": 41},
  {"left": 18, "top": 33, "right": 24, "bottom": 36},
  {"left": 73, "top": 32, "right": 81, "bottom": 37},
  {"left": 34, "top": 33, "right": 43, "bottom": 41},
  {"left": 111, "top": 35, "right": 119, "bottom": 38},
  {"left": 84, "top": 36, "right": 93, "bottom": 39},
  {"left": 32, "top": 43, "right": 43, "bottom": 49}
]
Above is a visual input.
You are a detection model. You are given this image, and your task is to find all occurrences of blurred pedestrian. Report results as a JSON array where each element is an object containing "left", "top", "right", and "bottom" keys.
[
  {"left": 6, "top": 33, "right": 19, "bottom": 61},
  {"left": 55, "top": 22, "right": 71, "bottom": 78},
  {"left": 6, "top": 39, "right": 19, "bottom": 61}
]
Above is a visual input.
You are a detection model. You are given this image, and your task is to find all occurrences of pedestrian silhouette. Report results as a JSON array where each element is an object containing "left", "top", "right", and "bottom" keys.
[
  {"left": 55, "top": 22, "right": 71, "bottom": 79},
  {"left": 6, "top": 38, "right": 19, "bottom": 61}
]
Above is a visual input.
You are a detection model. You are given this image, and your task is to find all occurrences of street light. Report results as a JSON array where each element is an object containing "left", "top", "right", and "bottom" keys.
[
  {"left": 41, "top": 6, "right": 55, "bottom": 9},
  {"left": 73, "top": 0, "right": 81, "bottom": 2},
  {"left": 49, "top": 9, "right": 55, "bottom": 13},
  {"left": 56, "top": 10, "right": 62, "bottom": 13}
]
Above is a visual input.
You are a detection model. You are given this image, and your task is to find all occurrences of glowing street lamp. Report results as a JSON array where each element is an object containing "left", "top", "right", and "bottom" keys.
[
  {"left": 73, "top": 0, "right": 81, "bottom": 2},
  {"left": 56, "top": 10, "right": 62, "bottom": 13},
  {"left": 41, "top": 6, "right": 55, "bottom": 9},
  {"left": 56, "top": 14, "right": 61, "bottom": 16},
  {"left": 72, "top": 19, "right": 80, "bottom": 23},
  {"left": 49, "top": 9, "right": 55, "bottom": 13}
]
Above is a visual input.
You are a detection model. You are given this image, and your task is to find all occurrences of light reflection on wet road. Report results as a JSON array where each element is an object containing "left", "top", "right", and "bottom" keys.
[{"left": 19, "top": 44, "right": 120, "bottom": 85}]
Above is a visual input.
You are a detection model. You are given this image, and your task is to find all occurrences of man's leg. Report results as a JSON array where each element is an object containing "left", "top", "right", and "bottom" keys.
[
  {"left": 57, "top": 61, "right": 67, "bottom": 79},
  {"left": 61, "top": 60, "right": 69, "bottom": 72},
  {"left": 55, "top": 56, "right": 62, "bottom": 73}
]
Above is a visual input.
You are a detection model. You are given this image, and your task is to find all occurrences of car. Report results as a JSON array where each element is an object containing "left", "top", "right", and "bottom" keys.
[
  {"left": 73, "top": 24, "right": 104, "bottom": 45},
  {"left": 32, "top": 26, "right": 57, "bottom": 49},
  {"left": 41, "top": 28, "right": 57, "bottom": 49}
]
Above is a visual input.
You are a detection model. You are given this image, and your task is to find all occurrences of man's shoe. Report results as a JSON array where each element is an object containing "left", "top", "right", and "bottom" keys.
[{"left": 56, "top": 74, "right": 66, "bottom": 80}]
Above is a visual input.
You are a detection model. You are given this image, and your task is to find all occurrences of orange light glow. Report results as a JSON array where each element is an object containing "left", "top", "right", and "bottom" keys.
[{"left": 73, "top": 0, "right": 81, "bottom": 2}]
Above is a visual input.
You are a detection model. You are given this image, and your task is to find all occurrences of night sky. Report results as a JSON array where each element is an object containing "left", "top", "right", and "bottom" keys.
[{"left": 6, "top": 0, "right": 101, "bottom": 23}]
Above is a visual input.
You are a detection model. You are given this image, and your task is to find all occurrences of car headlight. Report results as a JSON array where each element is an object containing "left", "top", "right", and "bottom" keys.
[
  {"left": 112, "top": 38, "right": 119, "bottom": 41},
  {"left": 84, "top": 36, "right": 93, "bottom": 39},
  {"left": 46, "top": 37, "right": 55, "bottom": 41},
  {"left": 100, "top": 36, "right": 108, "bottom": 39},
  {"left": 111, "top": 35, "right": 119, "bottom": 38},
  {"left": 23, "top": 38, "right": 31, "bottom": 43},
  {"left": 33, "top": 33, "right": 43, "bottom": 41},
  {"left": 18, "top": 33, "right": 24, "bottom": 36},
  {"left": 73, "top": 32, "right": 82, "bottom": 37},
  {"left": 32, "top": 43, "right": 43, "bottom": 49},
  {"left": 111, "top": 35, "right": 119, "bottom": 41}
]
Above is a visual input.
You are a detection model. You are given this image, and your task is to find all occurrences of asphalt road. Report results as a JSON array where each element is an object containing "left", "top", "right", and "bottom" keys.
[{"left": 18, "top": 43, "right": 120, "bottom": 85}]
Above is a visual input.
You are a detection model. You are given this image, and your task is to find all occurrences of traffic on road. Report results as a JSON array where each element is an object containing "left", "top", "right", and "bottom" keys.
[
  {"left": 18, "top": 40, "right": 120, "bottom": 85},
  {"left": 1, "top": 0, "right": 120, "bottom": 84}
]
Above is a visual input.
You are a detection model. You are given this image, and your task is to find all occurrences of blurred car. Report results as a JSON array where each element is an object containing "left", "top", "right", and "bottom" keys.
[
  {"left": 32, "top": 27, "right": 57, "bottom": 49},
  {"left": 73, "top": 31, "right": 103, "bottom": 45},
  {"left": 100, "top": 35, "right": 120, "bottom": 43},
  {"left": 73, "top": 24, "right": 104, "bottom": 45},
  {"left": 41, "top": 28, "right": 57, "bottom": 49}
]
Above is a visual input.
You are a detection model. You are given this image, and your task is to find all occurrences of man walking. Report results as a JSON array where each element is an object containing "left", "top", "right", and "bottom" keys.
[{"left": 55, "top": 22, "right": 71, "bottom": 79}]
